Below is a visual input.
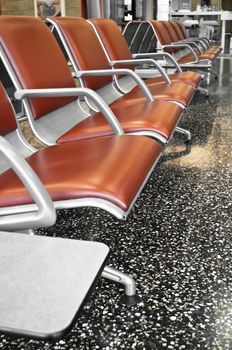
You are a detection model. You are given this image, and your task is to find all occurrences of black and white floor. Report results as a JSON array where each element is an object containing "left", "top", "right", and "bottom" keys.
[{"left": 0, "top": 56, "right": 232, "bottom": 350}]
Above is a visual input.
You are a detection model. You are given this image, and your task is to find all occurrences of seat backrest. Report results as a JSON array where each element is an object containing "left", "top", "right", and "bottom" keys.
[
  {"left": 148, "top": 20, "right": 173, "bottom": 47},
  {"left": 175, "top": 21, "right": 188, "bottom": 39},
  {"left": 171, "top": 21, "right": 186, "bottom": 41},
  {"left": 0, "top": 81, "right": 17, "bottom": 136},
  {"left": 0, "top": 82, "right": 34, "bottom": 173},
  {"left": 89, "top": 18, "right": 133, "bottom": 68},
  {"left": 132, "top": 22, "right": 156, "bottom": 54},
  {"left": 49, "top": 16, "right": 113, "bottom": 91},
  {"left": 161, "top": 21, "right": 180, "bottom": 43},
  {"left": 48, "top": 17, "right": 144, "bottom": 104},
  {"left": 149, "top": 20, "right": 184, "bottom": 55},
  {"left": 128, "top": 22, "right": 147, "bottom": 54},
  {"left": 123, "top": 21, "right": 141, "bottom": 51},
  {"left": 160, "top": 21, "right": 183, "bottom": 54},
  {"left": 139, "top": 23, "right": 157, "bottom": 53},
  {"left": 0, "top": 16, "right": 76, "bottom": 121}
]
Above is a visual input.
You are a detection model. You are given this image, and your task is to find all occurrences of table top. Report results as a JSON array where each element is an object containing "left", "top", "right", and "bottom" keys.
[{"left": 0, "top": 231, "right": 109, "bottom": 340}]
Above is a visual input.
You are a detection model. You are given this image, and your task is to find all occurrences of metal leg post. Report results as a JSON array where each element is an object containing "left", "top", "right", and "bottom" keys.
[{"left": 102, "top": 265, "right": 140, "bottom": 305}]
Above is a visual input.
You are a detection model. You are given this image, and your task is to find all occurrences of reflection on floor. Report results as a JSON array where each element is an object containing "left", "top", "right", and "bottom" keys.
[{"left": 0, "top": 57, "right": 232, "bottom": 350}]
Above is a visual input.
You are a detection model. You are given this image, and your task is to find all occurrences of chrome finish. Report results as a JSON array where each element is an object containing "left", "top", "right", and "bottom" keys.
[
  {"left": 175, "top": 126, "right": 192, "bottom": 141},
  {"left": 109, "top": 58, "right": 171, "bottom": 83},
  {"left": 76, "top": 69, "right": 154, "bottom": 102},
  {"left": 129, "top": 131, "right": 168, "bottom": 145},
  {"left": 0, "top": 131, "right": 34, "bottom": 173},
  {"left": 197, "top": 86, "right": 209, "bottom": 95},
  {"left": 102, "top": 266, "right": 136, "bottom": 296},
  {"left": 53, "top": 152, "right": 162, "bottom": 220},
  {"left": 162, "top": 43, "right": 199, "bottom": 64},
  {"left": 15, "top": 87, "right": 124, "bottom": 136},
  {"left": 133, "top": 52, "right": 183, "bottom": 72}
]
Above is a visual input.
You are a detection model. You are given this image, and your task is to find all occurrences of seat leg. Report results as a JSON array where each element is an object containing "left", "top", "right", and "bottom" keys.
[
  {"left": 197, "top": 86, "right": 209, "bottom": 96},
  {"left": 175, "top": 126, "right": 192, "bottom": 142},
  {"left": 210, "top": 69, "right": 218, "bottom": 79},
  {"left": 102, "top": 265, "right": 140, "bottom": 305}
]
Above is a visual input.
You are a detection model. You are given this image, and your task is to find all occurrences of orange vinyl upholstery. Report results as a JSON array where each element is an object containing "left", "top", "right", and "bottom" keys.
[
  {"left": 170, "top": 21, "right": 186, "bottom": 41},
  {"left": 89, "top": 18, "right": 133, "bottom": 69},
  {"left": 90, "top": 19, "right": 201, "bottom": 89},
  {"left": 149, "top": 20, "right": 219, "bottom": 64},
  {"left": 57, "top": 100, "right": 182, "bottom": 143},
  {"left": 49, "top": 16, "right": 113, "bottom": 90},
  {"left": 0, "top": 82, "right": 162, "bottom": 215},
  {"left": 0, "top": 135, "right": 161, "bottom": 211},
  {"left": 87, "top": 18, "right": 198, "bottom": 104},
  {"left": 173, "top": 21, "right": 221, "bottom": 56},
  {"left": 50, "top": 18, "right": 196, "bottom": 107},
  {"left": 0, "top": 82, "right": 17, "bottom": 135},
  {"left": 0, "top": 16, "right": 76, "bottom": 120},
  {"left": 0, "top": 15, "right": 185, "bottom": 147}
]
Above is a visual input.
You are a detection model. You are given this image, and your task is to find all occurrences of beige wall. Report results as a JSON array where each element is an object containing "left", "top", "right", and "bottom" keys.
[{"left": 0, "top": 0, "right": 82, "bottom": 16}]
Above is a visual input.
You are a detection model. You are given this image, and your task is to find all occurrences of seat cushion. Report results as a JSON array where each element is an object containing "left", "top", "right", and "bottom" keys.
[
  {"left": 57, "top": 100, "right": 183, "bottom": 144},
  {"left": 178, "top": 52, "right": 215, "bottom": 64},
  {"left": 145, "top": 71, "right": 202, "bottom": 89},
  {"left": 0, "top": 136, "right": 162, "bottom": 212},
  {"left": 115, "top": 81, "right": 195, "bottom": 107}
]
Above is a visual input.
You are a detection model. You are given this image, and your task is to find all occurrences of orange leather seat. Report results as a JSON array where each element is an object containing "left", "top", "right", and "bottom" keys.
[
  {"left": 89, "top": 18, "right": 202, "bottom": 90},
  {"left": 57, "top": 100, "right": 182, "bottom": 143},
  {"left": 161, "top": 21, "right": 220, "bottom": 60},
  {"left": 145, "top": 71, "right": 202, "bottom": 89},
  {"left": 0, "top": 81, "right": 162, "bottom": 217},
  {"left": 173, "top": 21, "right": 221, "bottom": 56},
  {"left": 0, "top": 16, "right": 186, "bottom": 146},
  {"left": 113, "top": 80, "right": 195, "bottom": 107},
  {"left": 149, "top": 20, "right": 218, "bottom": 65},
  {"left": 178, "top": 53, "right": 215, "bottom": 65},
  {"left": 50, "top": 17, "right": 196, "bottom": 108},
  {"left": 0, "top": 135, "right": 160, "bottom": 212}
]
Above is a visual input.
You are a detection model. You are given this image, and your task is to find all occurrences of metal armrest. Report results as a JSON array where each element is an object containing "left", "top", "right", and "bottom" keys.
[
  {"left": 76, "top": 68, "right": 153, "bottom": 102},
  {"left": 0, "top": 136, "right": 56, "bottom": 231},
  {"left": 198, "top": 36, "right": 212, "bottom": 48},
  {"left": 181, "top": 38, "right": 207, "bottom": 52},
  {"left": 162, "top": 43, "right": 199, "bottom": 63},
  {"left": 175, "top": 39, "right": 203, "bottom": 54},
  {"left": 109, "top": 58, "right": 171, "bottom": 84},
  {"left": 14, "top": 87, "right": 124, "bottom": 136},
  {"left": 132, "top": 52, "right": 182, "bottom": 72}
]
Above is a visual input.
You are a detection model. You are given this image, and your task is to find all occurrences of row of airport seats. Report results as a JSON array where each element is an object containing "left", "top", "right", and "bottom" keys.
[
  {"left": 123, "top": 20, "right": 222, "bottom": 79},
  {"left": 0, "top": 15, "right": 208, "bottom": 340}
]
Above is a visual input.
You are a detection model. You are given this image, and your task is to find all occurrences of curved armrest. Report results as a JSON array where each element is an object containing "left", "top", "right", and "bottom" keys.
[
  {"left": 15, "top": 87, "right": 124, "bottom": 136},
  {"left": 162, "top": 43, "right": 199, "bottom": 63},
  {"left": 198, "top": 36, "right": 212, "bottom": 48},
  {"left": 180, "top": 38, "right": 205, "bottom": 52},
  {"left": 109, "top": 58, "right": 171, "bottom": 83},
  {"left": 175, "top": 39, "right": 203, "bottom": 54},
  {"left": 0, "top": 136, "right": 56, "bottom": 231},
  {"left": 76, "top": 68, "right": 153, "bottom": 102},
  {"left": 132, "top": 52, "right": 182, "bottom": 72}
]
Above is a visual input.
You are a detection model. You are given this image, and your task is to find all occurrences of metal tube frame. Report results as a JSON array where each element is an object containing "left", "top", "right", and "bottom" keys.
[
  {"left": 132, "top": 51, "right": 183, "bottom": 72},
  {"left": 109, "top": 58, "right": 171, "bottom": 83},
  {"left": 76, "top": 68, "right": 154, "bottom": 102},
  {"left": 14, "top": 87, "right": 124, "bottom": 138},
  {"left": 102, "top": 266, "right": 136, "bottom": 296}
]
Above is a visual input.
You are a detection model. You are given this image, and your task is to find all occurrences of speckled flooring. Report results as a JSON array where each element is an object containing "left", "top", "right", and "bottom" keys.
[{"left": 1, "top": 56, "right": 232, "bottom": 350}]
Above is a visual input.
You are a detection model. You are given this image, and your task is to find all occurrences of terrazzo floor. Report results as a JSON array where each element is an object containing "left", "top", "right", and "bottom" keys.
[{"left": 1, "top": 56, "right": 232, "bottom": 350}]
